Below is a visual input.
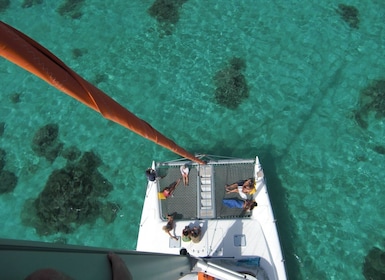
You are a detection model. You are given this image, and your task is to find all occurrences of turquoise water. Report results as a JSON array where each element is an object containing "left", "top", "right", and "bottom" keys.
[{"left": 1, "top": 1, "right": 385, "bottom": 279}]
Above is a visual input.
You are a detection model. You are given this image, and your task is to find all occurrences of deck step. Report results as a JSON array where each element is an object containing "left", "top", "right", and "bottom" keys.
[
  {"left": 200, "top": 209, "right": 214, "bottom": 218},
  {"left": 201, "top": 199, "right": 212, "bottom": 207},
  {"left": 201, "top": 184, "right": 211, "bottom": 192},
  {"left": 198, "top": 165, "right": 215, "bottom": 218},
  {"left": 201, "top": 192, "right": 211, "bottom": 199},
  {"left": 199, "top": 166, "right": 212, "bottom": 177},
  {"left": 201, "top": 178, "right": 211, "bottom": 185}
]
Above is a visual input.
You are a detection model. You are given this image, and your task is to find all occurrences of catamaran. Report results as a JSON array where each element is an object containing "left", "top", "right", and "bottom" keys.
[
  {"left": 0, "top": 21, "right": 287, "bottom": 279},
  {"left": 137, "top": 155, "right": 287, "bottom": 279}
]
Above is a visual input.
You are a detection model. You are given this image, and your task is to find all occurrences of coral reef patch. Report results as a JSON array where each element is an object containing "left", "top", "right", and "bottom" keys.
[
  {"left": 0, "top": 0, "right": 10, "bottom": 13},
  {"left": 21, "top": 151, "right": 117, "bottom": 235},
  {"left": 336, "top": 4, "right": 359, "bottom": 29},
  {"left": 0, "top": 170, "right": 18, "bottom": 194},
  {"left": 9, "top": 92, "right": 21, "bottom": 104},
  {"left": 354, "top": 79, "right": 385, "bottom": 129},
  {"left": 72, "top": 48, "right": 87, "bottom": 59},
  {"left": 362, "top": 247, "right": 385, "bottom": 280},
  {"left": 0, "top": 122, "right": 4, "bottom": 137},
  {"left": 213, "top": 57, "right": 249, "bottom": 109},
  {"left": 0, "top": 148, "right": 18, "bottom": 194},
  {"left": 148, "top": 0, "right": 188, "bottom": 36},
  {"left": 373, "top": 146, "right": 385, "bottom": 156},
  {"left": 57, "top": 0, "right": 85, "bottom": 19},
  {"left": 0, "top": 148, "right": 6, "bottom": 172},
  {"left": 62, "top": 146, "right": 82, "bottom": 162},
  {"left": 22, "top": 0, "right": 43, "bottom": 8},
  {"left": 31, "top": 123, "right": 63, "bottom": 162},
  {"left": 93, "top": 73, "right": 108, "bottom": 85}
]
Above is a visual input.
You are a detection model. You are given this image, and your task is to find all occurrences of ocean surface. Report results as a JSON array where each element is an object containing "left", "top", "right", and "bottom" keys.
[{"left": 1, "top": 1, "right": 385, "bottom": 279}]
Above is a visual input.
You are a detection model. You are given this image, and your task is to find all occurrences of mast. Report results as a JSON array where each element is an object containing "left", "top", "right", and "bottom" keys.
[{"left": 0, "top": 21, "right": 205, "bottom": 165}]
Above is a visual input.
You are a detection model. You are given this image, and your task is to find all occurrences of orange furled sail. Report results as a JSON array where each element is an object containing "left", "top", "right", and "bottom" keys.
[{"left": 0, "top": 21, "right": 204, "bottom": 164}]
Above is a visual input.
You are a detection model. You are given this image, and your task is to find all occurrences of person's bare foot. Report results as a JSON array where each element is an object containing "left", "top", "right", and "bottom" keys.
[{"left": 107, "top": 252, "right": 133, "bottom": 280}]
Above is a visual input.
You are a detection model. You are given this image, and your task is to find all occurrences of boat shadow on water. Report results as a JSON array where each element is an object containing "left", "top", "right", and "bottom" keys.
[{"left": 259, "top": 148, "right": 304, "bottom": 280}]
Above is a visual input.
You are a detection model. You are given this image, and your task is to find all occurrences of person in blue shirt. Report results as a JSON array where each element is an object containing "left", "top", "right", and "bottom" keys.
[{"left": 222, "top": 199, "right": 257, "bottom": 210}]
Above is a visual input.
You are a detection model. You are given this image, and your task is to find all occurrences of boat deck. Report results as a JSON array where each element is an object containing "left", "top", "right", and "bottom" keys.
[
  {"left": 138, "top": 156, "right": 288, "bottom": 280},
  {"left": 157, "top": 160, "right": 255, "bottom": 221}
]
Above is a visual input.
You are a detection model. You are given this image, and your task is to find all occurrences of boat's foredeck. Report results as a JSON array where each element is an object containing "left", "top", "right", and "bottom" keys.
[
  {"left": 138, "top": 157, "right": 287, "bottom": 280},
  {"left": 157, "top": 160, "right": 255, "bottom": 221}
]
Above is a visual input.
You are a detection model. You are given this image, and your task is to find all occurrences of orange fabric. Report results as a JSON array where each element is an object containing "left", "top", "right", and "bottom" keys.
[
  {"left": 0, "top": 21, "right": 205, "bottom": 165},
  {"left": 198, "top": 272, "right": 215, "bottom": 280}
]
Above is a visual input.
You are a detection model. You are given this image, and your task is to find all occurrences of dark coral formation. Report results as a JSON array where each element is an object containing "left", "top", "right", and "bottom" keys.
[
  {"left": 100, "top": 202, "right": 121, "bottom": 223},
  {"left": 57, "top": 0, "right": 85, "bottom": 19},
  {"left": 213, "top": 57, "right": 249, "bottom": 109},
  {"left": 0, "top": 148, "right": 6, "bottom": 172},
  {"left": 31, "top": 123, "right": 63, "bottom": 162},
  {"left": 0, "top": 170, "right": 18, "bottom": 194},
  {"left": 22, "top": 151, "right": 116, "bottom": 235},
  {"left": 22, "top": 0, "right": 43, "bottom": 8},
  {"left": 9, "top": 92, "right": 21, "bottom": 104},
  {"left": 336, "top": 4, "right": 359, "bottom": 29},
  {"left": 62, "top": 146, "right": 81, "bottom": 161},
  {"left": 0, "top": 0, "right": 10, "bottom": 13},
  {"left": 0, "top": 148, "right": 18, "bottom": 194},
  {"left": 72, "top": 48, "right": 87, "bottom": 59},
  {"left": 0, "top": 122, "right": 4, "bottom": 137},
  {"left": 373, "top": 145, "right": 385, "bottom": 155},
  {"left": 355, "top": 79, "right": 385, "bottom": 129},
  {"left": 362, "top": 247, "right": 385, "bottom": 280},
  {"left": 148, "top": 0, "right": 188, "bottom": 36},
  {"left": 93, "top": 73, "right": 108, "bottom": 85}
]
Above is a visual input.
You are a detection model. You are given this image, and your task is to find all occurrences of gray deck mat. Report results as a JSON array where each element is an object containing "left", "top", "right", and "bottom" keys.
[{"left": 158, "top": 162, "right": 255, "bottom": 221}]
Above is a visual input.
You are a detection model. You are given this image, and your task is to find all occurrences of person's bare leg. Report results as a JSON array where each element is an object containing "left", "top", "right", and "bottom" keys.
[
  {"left": 107, "top": 252, "right": 133, "bottom": 280},
  {"left": 225, "top": 183, "right": 237, "bottom": 193},
  {"left": 170, "top": 179, "right": 181, "bottom": 195}
]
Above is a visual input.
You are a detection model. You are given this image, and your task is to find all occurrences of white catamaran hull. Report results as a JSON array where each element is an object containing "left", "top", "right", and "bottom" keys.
[{"left": 137, "top": 156, "right": 287, "bottom": 280}]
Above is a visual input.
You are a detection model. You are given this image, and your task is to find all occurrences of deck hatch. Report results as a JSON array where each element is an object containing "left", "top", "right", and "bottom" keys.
[{"left": 234, "top": 234, "right": 246, "bottom": 247}]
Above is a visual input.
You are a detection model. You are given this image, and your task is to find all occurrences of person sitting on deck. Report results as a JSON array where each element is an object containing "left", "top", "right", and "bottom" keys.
[
  {"left": 181, "top": 225, "right": 191, "bottom": 242},
  {"left": 145, "top": 168, "right": 157, "bottom": 182},
  {"left": 158, "top": 179, "right": 181, "bottom": 199},
  {"left": 225, "top": 178, "right": 256, "bottom": 199},
  {"left": 180, "top": 164, "right": 189, "bottom": 186},
  {"left": 222, "top": 199, "right": 258, "bottom": 211},
  {"left": 190, "top": 226, "right": 201, "bottom": 243},
  {"left": 163, "top": 215, "right": 178, "bottom": 240}
]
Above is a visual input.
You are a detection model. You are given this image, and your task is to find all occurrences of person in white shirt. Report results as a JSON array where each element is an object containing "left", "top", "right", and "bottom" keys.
[{"left": 180, "top": 164, "right": 189, "bottom": 186}]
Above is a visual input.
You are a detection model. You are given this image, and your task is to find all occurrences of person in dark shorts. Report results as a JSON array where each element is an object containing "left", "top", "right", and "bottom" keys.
[{"left": 163, "top": 214, "right": 178, "bottom": 240}]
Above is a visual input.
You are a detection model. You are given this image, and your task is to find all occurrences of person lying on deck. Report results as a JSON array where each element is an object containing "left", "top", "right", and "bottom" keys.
[
  {"left": 222, "top": 199, "right": 258, "bottom": 211},
  {"left": 225, "top": 178, "right": 256, "bottom": 199},
  {"left": 162, "top": 215, "right": 178, "bottom": 240},
  {"left": 158, "top": 179, "right": 181, "bottom": 199}
]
